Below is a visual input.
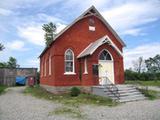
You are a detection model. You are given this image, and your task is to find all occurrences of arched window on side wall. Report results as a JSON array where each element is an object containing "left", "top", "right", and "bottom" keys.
[{"left": 64, "top": 49, "right": 75, "bottom": 74}]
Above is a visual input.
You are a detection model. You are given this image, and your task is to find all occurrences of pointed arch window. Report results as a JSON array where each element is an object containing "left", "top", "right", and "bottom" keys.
[
  {"left": 64, "top": 49, "right": 75, "bottom": 74},
  {"left": 99, "top": 50, "right": 112, "bottom": 60}
]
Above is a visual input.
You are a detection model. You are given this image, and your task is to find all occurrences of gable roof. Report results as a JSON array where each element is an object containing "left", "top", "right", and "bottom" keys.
[
  {"left": 39, "top": 5, "right": 126, "bottom": 57},
  {"left": 77, "top": 35, "right": 123, "bottom": 58}
]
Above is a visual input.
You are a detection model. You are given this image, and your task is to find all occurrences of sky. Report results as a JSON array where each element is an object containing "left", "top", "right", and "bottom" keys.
[{"left": 0, "top": 0, "right": 160, "bottom": 69}]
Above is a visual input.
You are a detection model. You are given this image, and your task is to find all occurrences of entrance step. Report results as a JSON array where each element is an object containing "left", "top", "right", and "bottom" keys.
[{"left": 92, "top": 85, "right": 146, "bottom": 103}]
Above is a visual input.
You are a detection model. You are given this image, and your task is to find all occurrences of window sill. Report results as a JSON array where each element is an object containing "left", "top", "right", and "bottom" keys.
[
  {"left": 83, "top": 72, "right": 88, "bottom": 75},
  {"left": 64, "top": 72, "right": 76, "bottom": 75}
]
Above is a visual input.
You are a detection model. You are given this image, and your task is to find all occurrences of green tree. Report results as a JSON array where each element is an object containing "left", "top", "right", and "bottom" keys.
[
  {"left": 133, "top": 57, "right": 145, "bottom": 73},
  {"left": 0, "top": 62, "right": 8, "bottom": 68},
  {"left": 145, "top": 54, "right": 160, "bottom": 80},
  {"left": 42, "top": 22, "right": 56, "bottom": 46},
  {"left": 7, "top": 57, "right": 19, "bottom": 68},
  {"left": 0, "top": 43, "right": 5, "bottom": 51},
  {"left": 0, "top": 57, "right": 19, "bottom": 68},
  {"left": 145, "top": 54, "right": 160, "bottom": 73}
]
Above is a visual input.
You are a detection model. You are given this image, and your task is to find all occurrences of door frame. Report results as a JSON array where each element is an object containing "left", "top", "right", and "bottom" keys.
[{"left": 98, "top": 49, "right": 115, "bottom": 84}]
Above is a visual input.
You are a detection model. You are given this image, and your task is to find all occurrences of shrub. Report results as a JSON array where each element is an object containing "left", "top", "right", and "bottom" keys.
[{"left": 70, "top": 87, "right": 81, "bottom": 97}]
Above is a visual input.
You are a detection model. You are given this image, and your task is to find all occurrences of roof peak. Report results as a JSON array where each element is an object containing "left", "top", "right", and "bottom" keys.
[
  {"left": 81, "top": 5, "right": 98, "bottom": 17},
  {"left": 39, "top": 5, "right": 126, "bottom": 57}
]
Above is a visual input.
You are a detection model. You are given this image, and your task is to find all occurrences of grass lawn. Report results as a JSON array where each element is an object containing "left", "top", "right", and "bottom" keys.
[
  {"left": 125, "top": 80, "right": 160, "bottom": 86},
  {"left": 48, "top": 106, "right": 86, "bottom": 119},
  {"left": 24, "top": 85, "right": 117, "bottom": 107},
  {"left": 24, "top": 85, "right": 118, "bottom": 119},
  {"left": 0, "top": 85, "right": 7, "bottom": 95},
  {"left": 139, "top": 88, "right": 160, "bottom": 100}
]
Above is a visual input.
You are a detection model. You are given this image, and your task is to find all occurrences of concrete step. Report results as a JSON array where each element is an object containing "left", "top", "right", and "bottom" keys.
[
  {"left": 119, "top": 92, "right": 142, "bottom": 96},
  {"left": 91, "top": 85, "right": 146, "bottom": 103},
  {"left": 105, "top": 92, "right": 143, "bottom": 98},
  {"left": 117, "top": 87, "right": 137, "bottom": 90},
  {"left": 119, "top": 94, "right": 145, "bottom": 99},
  {"left": 104, "top": 91, "right": 119, "bottom": 96},
  {"left": 104, "top": 89, "right": 118, "bottom": 92},
  {"left": 119, "top": 91, "right": 141, "bottom": 96},
  {"left": 116, "top": 84, "right": 135, "bottom": 87},
  {"left": 119, "top": 96, "right": 146, "bottom": 103},
  {"left": 109, "top": 93, "right": 145, "bottom": 100},
  {"left": 104, "top": 89, "right": 140, "bottom": 94},
  {"left": 118, "top": 89, "right": 139, "bottom": 93},
  {"left": 117, "top": 85, "right": 136, "bottom": 87},
  {"left": 116, "top": 85, "right": 136, "bottom": 89},
  {"left": 106, "top": 94, "right": 119, "bottom": 97},
  {"left": 103, "top": 88, "right": 138, "bottom": 92}
]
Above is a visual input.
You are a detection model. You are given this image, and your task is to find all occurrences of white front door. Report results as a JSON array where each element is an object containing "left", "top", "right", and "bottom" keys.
[
  {"left": 99, "top": 61, "right": 114, "bottom": 85},
  {"left": 98, "top": 50, "right": 114, "bottom": 85}
]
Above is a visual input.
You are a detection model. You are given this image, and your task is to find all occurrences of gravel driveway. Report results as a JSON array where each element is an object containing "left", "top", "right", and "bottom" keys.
[
  {"left": 0, "top": 87, "right": 160, "bottom": 120},
  {"left": 0, "top": 87, "right": 70, "bottom": 120}
]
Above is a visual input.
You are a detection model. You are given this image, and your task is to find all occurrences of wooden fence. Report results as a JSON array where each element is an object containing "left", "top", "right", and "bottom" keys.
[
  {"left": 0, "top": 68, "right": 37, "bottom": 86},
  {"left": 0, "top": 68, "right": 16, "bottom": 86}
]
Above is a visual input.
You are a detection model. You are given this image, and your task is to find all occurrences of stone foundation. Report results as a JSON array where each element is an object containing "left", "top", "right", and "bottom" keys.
[{"left": 40, "top": 84, "right": 92, "bottom": 94}]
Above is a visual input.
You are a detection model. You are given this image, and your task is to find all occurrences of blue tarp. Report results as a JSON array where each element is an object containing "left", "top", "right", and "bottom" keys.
[{"left": 16, "top": 76, "right": 26, "bottom": 85}]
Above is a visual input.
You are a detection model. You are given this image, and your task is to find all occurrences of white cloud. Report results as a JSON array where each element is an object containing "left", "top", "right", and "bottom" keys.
[
  {"left": 63, "top": 0, "right": 108, "bottom": 10},
  {"left": 6, "top": 40, "right": 28, "bottom": 51},
  {"left": 124, "top": 42, "right": 160, "bottom": 69},
  {"left": 56, "top": 23, "right": 66, "bottom": 33},
  {"left": 121, "top": 28, "right": 143, "bottom": 36},
  {"left": 17, "top": 20, "right": 66, "bottom": 46},
  {"left": 17, "top": 24, "right": 45, "bottom": 46},
  {"left": 102, "top": 1, "right": 160, "bottom": 36},
  {"left": 0, "top": 40, "right": 28, "bottom": 63},
  {"left": 37, "top": 13, "right": 65, "bottom": 23},
  {"left": 0, "top": 0, "right": 62, "bottom": 10},
  {"left": 0, "top": 8, "right": 13, "bottom": 16}
]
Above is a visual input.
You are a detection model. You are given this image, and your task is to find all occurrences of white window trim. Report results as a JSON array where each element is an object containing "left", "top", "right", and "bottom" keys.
[
  {"left": 64, "top": 49, "right": 76, "bottom": 75},
  {"left": 89, "top": 26, "right": 95, "bottom": 31},
  {"left": 41, "top": 62, "right": 43, "bottom": 77},
  {"left": 44, "top": 59, "right": 46, "bottom": 76},
  {"left": 64, "top": 72, "right": 76, "bottom": 75},
  {"left": 84, "top": 58, "right": 88, "bottom": 74},
  {"left": 49, "top": 55, "right": 51, "bottom": 75}
]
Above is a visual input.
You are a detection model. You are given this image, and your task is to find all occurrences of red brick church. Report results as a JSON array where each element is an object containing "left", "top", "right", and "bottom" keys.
[{"left": 39, "top": 6, "right": 126, "bottom": 93}]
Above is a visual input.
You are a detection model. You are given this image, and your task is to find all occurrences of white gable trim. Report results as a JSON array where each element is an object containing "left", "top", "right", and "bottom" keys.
[
  {"left": 77, "top": 43, "right": 93, "bottom": 58},
  {"left": 105, "top": 36, "right": 123, "bottom": 56},
  {"left": 77, "top": 35, "right": 123, "bottom": 59},
  {"left": 90, "top": 37, "right": 108, "bottom": 55},
  {"left": 90, "top": 35, "right": 123, "bottom": 56}
]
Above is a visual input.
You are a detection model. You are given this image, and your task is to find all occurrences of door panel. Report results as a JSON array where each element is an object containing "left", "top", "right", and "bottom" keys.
[{"left": 99, "top": 60, "right": 114, "bottom": 85}]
